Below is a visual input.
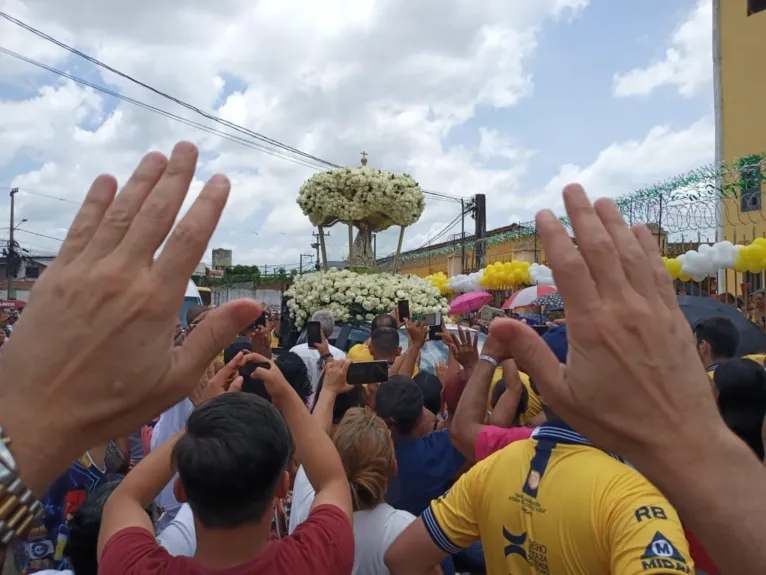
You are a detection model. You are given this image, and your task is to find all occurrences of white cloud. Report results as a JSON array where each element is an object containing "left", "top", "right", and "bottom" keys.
[
  {"left": 613, "top": 0, "right": 712, "bottom": 98},
  {"left": 541, "top": 116, "right": 714, "bottom": 211},
  {"left": 0, "top": 0, "right": 589, "bottom": 265}
]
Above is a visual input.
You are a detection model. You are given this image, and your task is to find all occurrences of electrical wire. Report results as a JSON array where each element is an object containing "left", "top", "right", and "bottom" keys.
[
  {"left": 15, "top": 228, "right": 65, "bottom": 242},
  {"left": 0, "top": 12, "right": 469, "bottom": 203}
]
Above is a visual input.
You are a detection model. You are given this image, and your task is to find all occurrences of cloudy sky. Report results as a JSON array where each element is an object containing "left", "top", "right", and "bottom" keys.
[{"left": 0, "top": 0, "right": 713, "bottom": 270}]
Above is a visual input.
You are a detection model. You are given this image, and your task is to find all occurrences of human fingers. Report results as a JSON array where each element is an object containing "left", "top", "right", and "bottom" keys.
[
  {"left": 228, "top": 376, "right": 243, "bottom": 393},
  {"left": 489, "top": 319, "right": 566, "bottom": 406},
  {"left": 593, "top": 198, "right": 654, "bottom": 298},
  {"left": 535, "top": 208, "right": 600, "bottom": 315},
  {"left": 562, "top": 185, "right": 627, "bottom": 298},
  {"left": 171, "top": 300, "right": 261, "bottom": 390},
  {"left": 633, "top": 224, "right": 680, "bottom": 311},
  {"left": 153, "top": 173, "right": 231, "bottom": 297},
  {"left": 81, "top": 152, "right": 169, "bottom": 262},
  {"left": 217, "top": 351, "right": 245, "bottom": 381},
  {"left": 120, "top": 142, "right": 198, "bottom": 263},
  {"left": 55, "top": 174, "right": 118, "bottom": 266}
]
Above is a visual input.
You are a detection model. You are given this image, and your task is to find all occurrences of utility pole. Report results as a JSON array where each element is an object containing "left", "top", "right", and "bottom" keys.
[
  {"left": 299, "top": 253, "right": 313, "bottom": 275},
  {"left": 460, "top": 198, "right": 466, "bottom": 273},
  {"left": 473, "top": 194, "right": 486, "bottom": 270},
  {"left": 8, "top": 188, "right": 18, "bottom": 300},
  {"left": 311, "top": 230, "right": 329, "bottom": 270},
  {"left": 373, "top": 234, "right": 377, "bottom": 262}
]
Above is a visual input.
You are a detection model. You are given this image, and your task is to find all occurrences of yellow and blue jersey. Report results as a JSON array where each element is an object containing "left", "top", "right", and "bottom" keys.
[{"left": 422, "top": 421, "right": 692, "bottom": 575}]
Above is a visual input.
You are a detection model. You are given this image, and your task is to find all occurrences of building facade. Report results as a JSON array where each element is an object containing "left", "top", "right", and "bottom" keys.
[
  {"left": 718, "top": 0, "right": 766, "bottom": 292},
  {"left": 211, "top": 248, "right": 233, "bottom": 270},
  {"left": 382, "top": 224, "right": 544, "bottom": 278}
]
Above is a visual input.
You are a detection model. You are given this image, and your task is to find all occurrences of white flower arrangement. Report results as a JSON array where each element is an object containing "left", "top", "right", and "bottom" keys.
[
  {"left": 297, "top": 167, "right": 426, "bottom": 231},
  {"left": 285, "top": 269, "right": 449, "bottom": 330}
]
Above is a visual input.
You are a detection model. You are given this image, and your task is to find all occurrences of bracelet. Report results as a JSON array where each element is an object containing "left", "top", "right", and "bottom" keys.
[
  {"left": 0, "top": 429, "right": 44, "bottom": 544},
  {"left": 479, "top": 355, "right": 499, "bottom": 367}
]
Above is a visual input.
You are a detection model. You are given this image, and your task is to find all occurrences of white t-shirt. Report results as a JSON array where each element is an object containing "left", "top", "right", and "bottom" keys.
[
  {"left": 156, "top": 502, "right": 196, "bottom": 556},
  {"left": 289, "top": 343, "right": 346, "bottom": 394},
  {"left": 150, "top": 398, "right": 194, "bottom": 516},
  {"left": 289, "top": 466, "right": 416, "bottom": 575}
]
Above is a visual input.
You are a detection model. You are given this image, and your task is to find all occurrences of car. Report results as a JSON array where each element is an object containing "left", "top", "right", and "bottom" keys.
[{"left": 291, "top": 321, "right": 486, "bottom": 375}]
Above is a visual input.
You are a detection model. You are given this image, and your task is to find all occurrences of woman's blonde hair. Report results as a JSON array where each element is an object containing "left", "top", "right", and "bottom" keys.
[{"left": 332, "top": 407, "right": 396, "bottom": 511}]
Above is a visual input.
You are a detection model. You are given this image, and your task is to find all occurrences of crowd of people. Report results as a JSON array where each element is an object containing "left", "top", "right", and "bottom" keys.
[{"left": 0, "top": 141, "right": 764, "bottom": 575}]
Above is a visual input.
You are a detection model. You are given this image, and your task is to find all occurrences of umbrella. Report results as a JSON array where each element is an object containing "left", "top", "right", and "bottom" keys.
[
  {"left": 502, "top": 285, "right": 557, "bottom": 310},
  {"left": 677, "top": 295, "right": 766, "bottom": 356},
  {"left": 449, "top": 291, "right": 494, "bottom": 315},
  {"left": 516, "top": 313, "right": 550, "bottom": 325},
  {"left": 530, "top": 291, "right": 564, "bottom": 311}
]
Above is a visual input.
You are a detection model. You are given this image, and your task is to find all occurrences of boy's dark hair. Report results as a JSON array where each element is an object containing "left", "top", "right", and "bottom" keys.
[
  {"left": 312, "top": 372, "right": 363, "bottom": 424},
  {"left": 65, "top": 480, "right": 154, "bottom": 575},
  {"left": 414, "top": 372, "right": 442, "bottom": 416},
  {"left": 714, "top": 358, "right": 766, "bottom": 460},
  {"left": 371, "top": 327, "right": 400, "bottom": 357},
  {"left": 275, "top": 352, "right": 312, "bottom": 404},
  {"left": 172, "top": 393, "right": 293, "bottom": 528},
  {"left": 695, "top": 317, "right": 740, "bottom": 360},
  {"left": 374, "top": 376, "right": 423, "bottom": 436},
  {"left": 491, "top": 381, "right": 529, "bottom": 421},
  {"left": 371, "top": 314, "right": 397, "bottom": 332}
]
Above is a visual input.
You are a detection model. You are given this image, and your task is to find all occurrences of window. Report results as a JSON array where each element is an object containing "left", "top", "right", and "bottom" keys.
[
  {"left": 25, "top": 266, "right": 39, "bottom": 279},
  {"left": 740, "top": 165, "right": 762, "bottom": 212},
  {"left": 749, "top": 0, "right": 766, "bottom": 15}
]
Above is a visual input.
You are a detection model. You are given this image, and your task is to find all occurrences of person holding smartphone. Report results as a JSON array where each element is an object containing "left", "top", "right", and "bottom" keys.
[{"left": 289, "top": 310, "right": 346, "bottom": 396}]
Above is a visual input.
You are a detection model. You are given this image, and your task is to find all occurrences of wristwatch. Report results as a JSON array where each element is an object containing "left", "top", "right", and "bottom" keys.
[{"left": 0, "top": 426, "right": 44, "bottom": 544}]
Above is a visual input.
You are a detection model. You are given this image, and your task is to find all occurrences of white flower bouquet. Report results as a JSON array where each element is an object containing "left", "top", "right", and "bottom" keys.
[
  {"left": 297, "top": 167, "right": 425, "bottom": 231},
  {"left": 285, "top": 269, "right": 449, "bottom": 330}
]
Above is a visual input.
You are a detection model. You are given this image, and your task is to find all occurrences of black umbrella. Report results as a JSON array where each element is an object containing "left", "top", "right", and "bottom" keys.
[
  {"left": 677, "top": 295, "right": 766, "bottom": 356},
  {"left": 530, "top": 291, "right": 564, "bottom": 311}
]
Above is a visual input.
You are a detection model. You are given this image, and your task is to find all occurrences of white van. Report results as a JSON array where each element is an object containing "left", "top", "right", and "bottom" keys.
[{"left": 179, "top": 280, "right": 203, "bottom": 327}]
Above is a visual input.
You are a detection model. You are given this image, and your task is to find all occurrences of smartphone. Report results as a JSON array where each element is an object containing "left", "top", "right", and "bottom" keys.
[
  {"left": 422, "top": 313, "right": 441, "bottom": 326},
  {"left": 429, "top": 324, "right": 442, "bottom": 341},
  {"left": 346, "top": 361, "right": 389, "bottom": 385},
  {"left": 531, "top": 325, "right": 549, "bottom": 337},
  {"left": 306, "top": 321, "right": 322, "bottom": 348},
  {"left": 397, "top": 300, "right": 410, "bottom": 321},
  {"left": 239, "top": 361, "right": 271, "bottom": 379},
  {"left": 254, "top": 311, "right": 269, "bottom": 328}
]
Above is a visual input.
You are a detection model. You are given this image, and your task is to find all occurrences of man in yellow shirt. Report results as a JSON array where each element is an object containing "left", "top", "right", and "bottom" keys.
[
  {"left": 693, "top": 317, "right": 739, "bottom": 377},
  {"left": 385, "top": 325, "right": 693, "bottom": 575},
  {"left": 348, "top": 313, "right": 419, "bottom": 376}
]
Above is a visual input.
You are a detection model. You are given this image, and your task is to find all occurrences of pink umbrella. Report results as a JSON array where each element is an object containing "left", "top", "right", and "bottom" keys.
[
  {"left": 501, "top": 285, "right": 557, "bottom": 310},
  {"left": 449, "top": 291, "right": 494, "bottom": 315}
]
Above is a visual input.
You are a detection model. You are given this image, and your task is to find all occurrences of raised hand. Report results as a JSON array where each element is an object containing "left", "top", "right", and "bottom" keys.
[
  {"left": 488, "top": 184, "right": 717, "bottom": 461},
  {"left": 0, "top": 142, "right": 261, "bottom": 495}
]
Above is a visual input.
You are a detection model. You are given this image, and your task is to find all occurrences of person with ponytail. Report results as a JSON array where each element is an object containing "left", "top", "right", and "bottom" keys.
[{"left": 291, "top": 406, "right": 441, "bottom": 574}]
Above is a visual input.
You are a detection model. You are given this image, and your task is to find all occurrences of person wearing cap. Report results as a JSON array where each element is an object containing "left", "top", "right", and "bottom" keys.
[{"left": 385, "top": 323, "right": 693, "bottom": 575}]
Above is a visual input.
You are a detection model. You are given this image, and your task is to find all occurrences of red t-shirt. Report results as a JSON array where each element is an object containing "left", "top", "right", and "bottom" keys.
[
  {"left": 683, "top": 525, "right": 719, "bottom": 575},
  {"left": 99, "top": 504, "right": 354, "bottom": 575},
  {"left": 475, "top": 425, "right": 533, "bottom": 462}
]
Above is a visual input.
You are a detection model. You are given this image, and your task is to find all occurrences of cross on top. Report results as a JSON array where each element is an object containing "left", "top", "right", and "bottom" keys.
[{"left": 361, "top": 151, "right": 368, "bottom": 166}]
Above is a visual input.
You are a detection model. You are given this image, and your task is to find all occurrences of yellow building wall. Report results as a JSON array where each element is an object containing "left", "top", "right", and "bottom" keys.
[
  {"left": 719, "top": 3, "right": 766, "bottom": 293},
  {"left": 398, "top": 239, "right": 543, "bottom": 278}
]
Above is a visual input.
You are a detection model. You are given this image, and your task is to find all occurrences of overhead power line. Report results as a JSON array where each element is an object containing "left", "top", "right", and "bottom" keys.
[
  {"left": 15, "top": 228, "right": 64, "bottom": 242},
  {"left": 0, "top": 12, "right": 468, "bottom": 204}
]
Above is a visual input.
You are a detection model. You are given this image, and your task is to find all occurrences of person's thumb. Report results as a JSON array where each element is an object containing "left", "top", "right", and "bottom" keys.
[
  {"left": 488, "top": 319, "right": 564, "bottom": 402},
  {"left": 172, "top": 300, "right": 262, "bottom": 393}
]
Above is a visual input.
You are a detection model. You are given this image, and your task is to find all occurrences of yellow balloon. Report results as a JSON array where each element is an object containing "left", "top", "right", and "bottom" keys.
[
  {"left": 679, "top": 273, "right": 692, "bottom": 282},
  {"left": 754, "top": 237, "right": 766, "bottom": 248},
  {"left": 750, "top": 244, "right": 766, "bottom": 264},
  {"left": 734, "top": 258, "right": 749, "bottom": 273},
  {"left": 666, "top": 259, "right": 681, "bottom": 279},
  {"left": 512, "top": 269, "right": 524, "bottom": 284},
  {"left": 521, "top": 261, "right": 530, "bottom": 271}
]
